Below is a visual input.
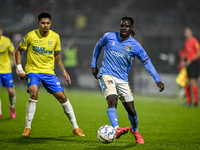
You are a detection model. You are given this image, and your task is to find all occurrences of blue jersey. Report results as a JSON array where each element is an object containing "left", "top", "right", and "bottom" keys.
[{"left": 91, "top": 32, "right": 161, "bottom": 82}]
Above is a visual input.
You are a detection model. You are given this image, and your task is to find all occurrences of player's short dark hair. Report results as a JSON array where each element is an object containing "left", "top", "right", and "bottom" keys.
[
  {"left": 38, "top": 12, "right": 51, "bottom": 21},
  {"left": 0, "top": 24, "right": 2, "bottom": 29},
  {"left": 121, "top": 17, "right": 134, "bottom": 26}
]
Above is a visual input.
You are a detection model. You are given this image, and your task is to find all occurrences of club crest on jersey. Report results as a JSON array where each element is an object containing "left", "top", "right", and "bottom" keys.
[
  {"left": 126, "top": 45, "right": 132, "bottom": 51},
  {"left": 112, "top": 42, "right": 115, "bottom": 46},
  {"left": 107, "top": 80, "right": 113, "bottom": 84},
  {"left": 48, "top": 40, "right": 53, "bottom": 46}
]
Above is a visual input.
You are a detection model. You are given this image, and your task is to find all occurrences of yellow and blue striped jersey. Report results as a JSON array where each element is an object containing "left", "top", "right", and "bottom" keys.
[
  {"left": 19, "top": 29, "right": 61, "bottom": 74},
  {"left": 0, "top": 35, "right": 15, "bottom": 73}
]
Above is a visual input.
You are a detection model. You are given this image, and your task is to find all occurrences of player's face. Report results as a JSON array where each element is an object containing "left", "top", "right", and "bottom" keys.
[
  {"left": 38, "top": 18, "right": 51, "bottom": 34},
  {"left": 120, "top": 20, "right": 132, "bottom": 38},
  {"left": 184, "top": 28, "right": 193, "bottom": 39}
]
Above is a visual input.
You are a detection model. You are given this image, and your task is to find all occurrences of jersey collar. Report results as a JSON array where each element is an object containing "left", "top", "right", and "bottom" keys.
[{"left": 118, "top": 32, "right": 131, "bottom": 41}]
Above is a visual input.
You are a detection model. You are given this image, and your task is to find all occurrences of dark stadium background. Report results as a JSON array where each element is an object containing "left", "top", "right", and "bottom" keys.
[{"left": 1, "top": 0, "right": 200, "bottom": 95}]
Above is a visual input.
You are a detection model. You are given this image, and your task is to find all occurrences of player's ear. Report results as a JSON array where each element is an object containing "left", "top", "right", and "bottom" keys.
[{"left": 131, "top": 26, "right": 134, "bottom": 31}]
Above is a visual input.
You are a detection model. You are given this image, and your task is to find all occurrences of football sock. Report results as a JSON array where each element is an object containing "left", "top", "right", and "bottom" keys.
[
  {"left": 128, "top": 112, "right": 138, "bottom": 132},
  {"left": 25, "top": 98, "right": 37, "bottom": 129},
  {"left": 61, "top": 99, "right": 79, "bottom": 129},
  {"left": 107, "top": 108, "right": 119, "bottom": 128},
  {"left": 185, "top": 85, "right": 191, "bottom": 103},
  {"left": 0, "top": 99, "right": 2, "bottom": 114},
  {"left": 9, "top": 96, "right": 16, "bottom": 108},
  {"left": 192, "top": 85, "right": 199, "bottom": 104}
]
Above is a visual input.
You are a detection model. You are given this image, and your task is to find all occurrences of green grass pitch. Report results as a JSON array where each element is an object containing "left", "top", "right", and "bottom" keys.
[{"left": 0, "top": 86, "right": 200, "bottom": 150}]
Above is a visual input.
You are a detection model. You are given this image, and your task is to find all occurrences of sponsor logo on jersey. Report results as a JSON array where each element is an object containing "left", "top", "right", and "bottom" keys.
[
  {"left": 126, "top": 45, "right": 132, "bottom": 51},
  {"left": 0, "top": 51, "right": 6, "bottom": 55},
  {"left": 34, "top": 40, "right": 42, "bottom": 43},
  {"left": 32, "top": 46, "right": 53, "bottom": 54}
]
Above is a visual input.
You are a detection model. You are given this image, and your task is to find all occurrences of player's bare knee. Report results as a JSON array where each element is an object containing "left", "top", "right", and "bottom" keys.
[
  {"left": 58, "top": 95, "right": 67, "bottom": 103},
  {"left": 30, "top": 92, "right": 38, "bottom": 100},
  {"left": 107, "top": 94, "right": 118, "bottom": 108}
]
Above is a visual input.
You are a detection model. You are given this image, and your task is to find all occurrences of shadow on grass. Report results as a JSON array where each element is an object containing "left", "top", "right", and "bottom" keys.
[
  {"left": 0, "top": 117, "right": 13, "bottom": 122},
  {"left": 90, "top": 143, "right": 137, "bottom": 150},
  {"left": 1, "top": 136, "right": 137, "bottom": 149}
]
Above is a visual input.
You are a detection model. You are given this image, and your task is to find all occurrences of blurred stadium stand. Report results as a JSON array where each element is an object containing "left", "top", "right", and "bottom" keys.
[{"left": 1, "top": 0, "right": 200, "bottom": 95}]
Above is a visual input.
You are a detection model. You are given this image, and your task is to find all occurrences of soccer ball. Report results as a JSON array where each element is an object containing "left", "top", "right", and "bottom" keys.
[{"left": 97, "top": 125, "right": 116, "bottom": 144}]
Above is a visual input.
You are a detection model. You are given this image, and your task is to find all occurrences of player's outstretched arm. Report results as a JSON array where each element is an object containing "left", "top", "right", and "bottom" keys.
[
  {"left": 54, "top": 51, "right": 71, "bottom": 85},
  {"left": 15, "top": 46, "right": 26, "bottom": 80},
  {"left": 142, "top": 58, "right": 164, "bottom": 92},
  {"left": 91, "top": 67, "right": 99, "bottom": 79}
]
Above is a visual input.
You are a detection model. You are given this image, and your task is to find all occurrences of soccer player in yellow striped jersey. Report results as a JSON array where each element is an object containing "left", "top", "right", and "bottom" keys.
[
  {"left": 15, "top": 12, "right": 85, "bottom": 136},
  {"left": 0, "top": 25, "right": 17, "bottom": 119}
]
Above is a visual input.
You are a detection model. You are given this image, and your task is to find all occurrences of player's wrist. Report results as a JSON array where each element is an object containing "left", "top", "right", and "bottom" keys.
[{"left": 17, "top": 64, "right": 25, "bottom": 74}]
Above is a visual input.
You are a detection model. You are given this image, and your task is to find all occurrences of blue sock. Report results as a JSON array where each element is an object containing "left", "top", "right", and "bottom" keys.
[
  {"left": 128, "top": 112, "right": 138, "bottom": 132},
  {"left": 107, "top": 108, "right": 119, "bottom": 128}
]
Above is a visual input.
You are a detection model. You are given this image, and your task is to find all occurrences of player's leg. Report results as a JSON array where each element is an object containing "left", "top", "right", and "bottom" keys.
[
  {"left": 185, "top": 82, "right": 191, "bottom": 106},
  {"left": 2, "top": 73, "right": 16, "bottom": 118},
  {"left": 53, "top": 91, "right": 85, "bottom": 136},
  {"left": 99, "top": 75, "right": 129, "bottom": 139},
  {"left": 22, "top": 73, "right": 40, "bottom": 136},
  {"left": 0, "top": 76, "right": 2, "bottom": 118},
  {"left": 117, "top": 80, "right": 144, "bottom": 144},
  {"left": 42, "top": 74, "right": 84, "bottom": 136},
  {"left": 99, "top": 75, "right": 119, "bottom": 128},
  {"left": 6, "top": 88, "right": 16, "bottom": 119},
  {"left": 191, "top": 78, "right": 199, "bottom": 106},
  {"left": 106, "top": 94, "right": 118, "bottom": 127}
]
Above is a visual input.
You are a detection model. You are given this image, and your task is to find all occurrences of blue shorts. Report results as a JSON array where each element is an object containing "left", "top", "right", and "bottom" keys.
[
  {"left": 0, "top": 73, "right": 14, "bottom": 88},
  {"left": 26, "top": 73, "right": 64, "bottom": 93}
]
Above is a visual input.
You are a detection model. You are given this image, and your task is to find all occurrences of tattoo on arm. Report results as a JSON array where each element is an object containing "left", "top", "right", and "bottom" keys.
[{"left": 54, "top": 51, "right": 66, "bottom": 73}]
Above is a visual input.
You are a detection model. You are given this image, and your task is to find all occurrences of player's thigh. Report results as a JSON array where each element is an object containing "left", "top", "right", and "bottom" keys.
[
  {"left": 98, "top": 75, "right": 117, "bottom": 98},
  {"left": 6, "top": 87, "right": 15, "bottom": 96},
  {"left": 0, "top": 73, "right": 14, "bottom": 88},
  {"left": 117, "top": 81, "right": 133, "bottom": 103},
  {"left": 41, "top": 74, "right": 64, "bottom": 93},
  {"left": 26, "top": 73, "right": 40, "bottom": 98}
]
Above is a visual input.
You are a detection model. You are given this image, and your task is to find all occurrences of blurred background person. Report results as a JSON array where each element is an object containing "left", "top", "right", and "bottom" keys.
[
  {"left": 177, "top": 47, "right": 186, "bottom": 98},
  {"left": 0, "top": 25, "right": 17, "bottom": 119},
  {"left": 63, "top": 40, "right": 78, "bottom": 88},
  {"left": 184, "top": 27, "right": 200, "bottom": 107}
]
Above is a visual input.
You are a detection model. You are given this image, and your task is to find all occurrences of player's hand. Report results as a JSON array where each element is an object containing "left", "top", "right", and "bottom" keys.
[
  {"left": 156, "top": 81, "right": 164, "bottom": 92},
  {"left": 18, "top": 73, "right": 26, "bottom": 80},
  {"left": 64, "top": 72, "right": 71, "bottom": 85},
  {"left": 92, "top": 67, "right": 99, "bottom": 79},
  {"left": 17, "top": 70, "right": 26, "bottom": 80},
  {"left": 185, "top": 60, "right": 191, "bottom": 67}
]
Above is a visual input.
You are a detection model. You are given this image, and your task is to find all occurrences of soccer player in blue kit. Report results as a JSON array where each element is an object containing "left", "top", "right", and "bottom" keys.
[{"left": 91, "top": 17, "right": 164, "bottom": 144}]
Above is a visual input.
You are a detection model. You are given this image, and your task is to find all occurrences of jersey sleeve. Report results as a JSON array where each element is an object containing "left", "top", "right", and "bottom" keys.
[
  {"left": 54, "top": 34, "right": 61, "bottom": 51},
  {"left": 19, "top": 34, "right": 29, "bottom": 50},
  {"left": 135, "top": 42, "right": 149, "bottom": 62},
  {"left": 194, "top": 39, "right": 200, "bottom": 52},
  {"left": 91, "top": 33, "right": 108, "bottom": 68},
  {"left": 98, "top": 33, "right": 108, "bottom": 47}
]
